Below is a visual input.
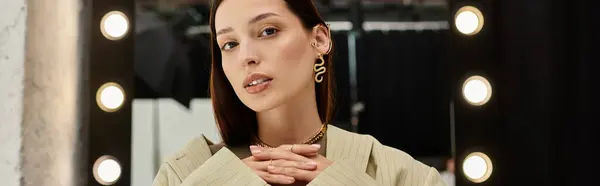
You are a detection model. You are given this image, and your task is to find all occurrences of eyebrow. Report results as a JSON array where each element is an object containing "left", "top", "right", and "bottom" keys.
[{"left": 216, "top": 12, "right": 280, "bottom": 36}]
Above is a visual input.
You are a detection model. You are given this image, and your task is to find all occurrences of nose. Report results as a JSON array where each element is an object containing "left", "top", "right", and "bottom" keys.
[
  {"left": 239, "top": 42, "right": 260, "bottom": 67},
  {"left": 244, "top": 57, "right": 259, "bottom": 66}
]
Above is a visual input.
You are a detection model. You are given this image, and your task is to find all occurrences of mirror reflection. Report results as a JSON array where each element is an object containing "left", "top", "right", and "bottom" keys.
[{"left": 132, "top": 0, "right": 452, "bottom": 185}]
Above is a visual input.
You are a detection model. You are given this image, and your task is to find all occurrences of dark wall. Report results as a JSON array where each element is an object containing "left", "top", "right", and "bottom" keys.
[{"left": 357, "top": 30, "right": 451, "bottom": 158}]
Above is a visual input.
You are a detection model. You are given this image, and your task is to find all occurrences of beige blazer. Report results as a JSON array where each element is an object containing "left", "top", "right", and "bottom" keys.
[{"left": 152, "top": 125, "right": 447, "bottom": 186}]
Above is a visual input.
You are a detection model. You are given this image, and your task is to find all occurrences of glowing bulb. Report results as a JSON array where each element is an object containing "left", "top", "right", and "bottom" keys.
[
  {"left": 462, "top": 75, "right": 492, "bottom": 106},
  {"left": 101, "top": 11, "right": 129, "bottom": 40},
  {"left": 462, "top": 152, "right": 493, "bottom": 183},
  {"left": 96, "top": 82, "right": 125, "bottom": 112},
  {"left": 93, "top": 156, "right": 122, "bottom": 185},
  {"left": 455, "top": 6, "right": 484, "bottom": 35}
]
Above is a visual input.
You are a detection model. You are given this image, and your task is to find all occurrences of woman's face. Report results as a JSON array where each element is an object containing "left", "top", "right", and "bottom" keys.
[{"left": 214, "top": 0, "right": 328, "bottom": 112}]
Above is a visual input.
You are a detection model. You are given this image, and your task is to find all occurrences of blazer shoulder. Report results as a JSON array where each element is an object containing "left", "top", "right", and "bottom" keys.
[
  {"left": 160, "top": 134, "right": 214, "bottom": 182},
  {"left": 329, "top": 125, "right": 426, "bottom": 169},
  {"left": 371, "top": 142, "right": 444, "bottom": 185},
  {"left": 328, "top": 124, "right": 379, "bottom": 143}
]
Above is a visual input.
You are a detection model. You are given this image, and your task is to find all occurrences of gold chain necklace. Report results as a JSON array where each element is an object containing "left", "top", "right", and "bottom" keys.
[{"left": 254, "top": 124, "right": 327, "bottom": 148}]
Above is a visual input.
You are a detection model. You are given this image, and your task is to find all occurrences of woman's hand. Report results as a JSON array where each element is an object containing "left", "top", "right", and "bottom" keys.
[
  {"left": 243, "top": 145, "right": 320, "bottom": 184},
  {"left": 251, "top": 145, "right": 333, "bottom": 183}
]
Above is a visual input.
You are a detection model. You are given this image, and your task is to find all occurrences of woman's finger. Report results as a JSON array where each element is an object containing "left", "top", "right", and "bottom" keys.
[
  {"left": 277, "top": 144, "right": 320, "bottom": 155},
  {"left": 256, "top": 170, "right": 295, "bottom": 185},
  {"left": 267, "top": 165, "right": 318, "bottom": 182},
  {"left": 243, "top": 157, "right": 269, "bottom": 171},
  {"left": 275, "top": 159, "right": 318, "bottom": 170},
  {"left": 251, "top": 148, "right": 315, "bottom": 163},
  {"left": 257, "top": 159, "right": 318, "bottom": 171},
  {"left": 250, "top": 144, "right": 320, "bottom": 156},
  {"left": 243, "top": 156, "right": 298, "bottom": 184}
]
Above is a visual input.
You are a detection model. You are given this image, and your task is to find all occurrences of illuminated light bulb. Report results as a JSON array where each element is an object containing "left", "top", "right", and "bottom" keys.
[
  {"left": 96, "top": 82, "right": 125, "bottom": 112},
  {"left": 93, "top": 155, "right": 122, "bottom": 185},
  {"left": 101, "top": 11, "right": 130, "bottom": 40},
  {"left": 463, "top": 152, "right": 493, "bottom": 183},
  {"left": 462, "top": 75, "right": 492, "bottom": 106},
  {"left": 455, "top": 6, "right": 484, "bottom": 35}
]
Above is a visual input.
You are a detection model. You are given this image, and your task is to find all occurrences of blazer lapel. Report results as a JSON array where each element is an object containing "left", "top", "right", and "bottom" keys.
[
  {"left": 168, "top": 134, "right": 215, "bottom": 182},
  {"left": 325, "top": 125, "right": 373, "bottom": 172}
]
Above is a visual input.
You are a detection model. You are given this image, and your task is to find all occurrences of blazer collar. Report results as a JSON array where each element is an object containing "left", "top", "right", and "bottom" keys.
[{"left": 325, "top": 125, "right": 374, "bottom": 172}]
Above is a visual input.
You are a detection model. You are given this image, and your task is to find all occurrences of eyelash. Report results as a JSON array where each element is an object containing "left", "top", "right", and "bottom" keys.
[
  {"left": 220, "top": 27, "right": 280, "bottom": 51},
  {"left": 221, "top": 41, "right": 238, "bottom": 51},
  {"left": 259, "top": 27, "right": 279, "bottom": 37}
]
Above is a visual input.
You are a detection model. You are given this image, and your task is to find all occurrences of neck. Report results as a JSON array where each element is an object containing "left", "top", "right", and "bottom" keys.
[{"left": 256, "top": 86, "right": 323, "bottom": 147}]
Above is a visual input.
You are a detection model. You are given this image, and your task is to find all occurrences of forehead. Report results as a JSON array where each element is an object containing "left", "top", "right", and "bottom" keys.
[{"left": 214, "top": 0, "right": 291, "bottom": 30}]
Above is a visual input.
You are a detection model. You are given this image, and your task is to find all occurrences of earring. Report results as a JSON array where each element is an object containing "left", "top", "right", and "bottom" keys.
[
  {"left": 314, "top": 53, "right": 326, "bottom": 83},
  {"left": 325, "top": 25, "right": 333, "bottom": 55}
]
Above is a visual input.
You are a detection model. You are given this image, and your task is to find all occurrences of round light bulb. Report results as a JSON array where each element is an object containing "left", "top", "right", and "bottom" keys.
[
  {"left": 462, "top": 152, "right": 493, "bottom": 183},
  {"left": 96, "top": 82, "right": 125, "bottom": 112},
  {"left": 101, "top": 11, "right": 129, "bottom": 40},
  {"left": 462, "top": 75, "right": 492, "bottom": 106},
  {"left": 455, "top": 6, "right": 484, "bottom": 35},
  {"left": 93, "top": 156, "right": 122, "bottom": 185}
]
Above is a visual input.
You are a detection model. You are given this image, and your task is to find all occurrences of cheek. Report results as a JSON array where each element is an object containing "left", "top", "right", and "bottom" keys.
[
  {"left": 272, "top": 37, "right": 314, "bottom": 77},
  {"left": 221, "top": 61, "right": 238, "bottom": 87},
  {"left": 289, "top": 54, "right": 315, "bottom": 82}
]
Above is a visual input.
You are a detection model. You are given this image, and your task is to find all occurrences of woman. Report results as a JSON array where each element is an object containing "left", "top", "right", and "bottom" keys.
[{"left": 153, "top": 0, "right": 446, "bottom": 185}]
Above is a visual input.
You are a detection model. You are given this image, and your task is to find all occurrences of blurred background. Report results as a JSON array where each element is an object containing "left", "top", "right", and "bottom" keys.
[{"left": 1, "top": 0, "right": 598, "bottom": 186}]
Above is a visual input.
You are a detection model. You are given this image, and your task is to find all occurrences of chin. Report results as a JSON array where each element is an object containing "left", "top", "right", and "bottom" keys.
[{"left": 238, "top": 92, "right": 285, "bottom": 112}]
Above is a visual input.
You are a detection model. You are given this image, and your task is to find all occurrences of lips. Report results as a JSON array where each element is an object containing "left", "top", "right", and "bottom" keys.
[{"left": 243, "top": 73, "right": 273, "bottom": 94}]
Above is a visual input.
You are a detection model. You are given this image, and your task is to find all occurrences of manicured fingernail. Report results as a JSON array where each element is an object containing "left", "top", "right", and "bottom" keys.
[
  {"left": 267, "top": 165, "right": 275, "bottom": 170},
  {"left": 251, "top": 149, "right": 261, "bottom": 154},
  {"left": 249, "top": 145, "right": 259, "bottom": 149},
  {"left": 311, "top": 144, "right": 321, "bottom": 148},
  {"left": 307, "top": 161, "right": 317, "bottom": 166},
  {"left": 286, "top": 177, "right": 295, "bottom": 183}
]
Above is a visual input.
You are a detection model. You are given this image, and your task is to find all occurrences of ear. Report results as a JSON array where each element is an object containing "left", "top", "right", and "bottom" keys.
[{"left": 311, "top": 24, "right": 332, "bottom": 55}]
